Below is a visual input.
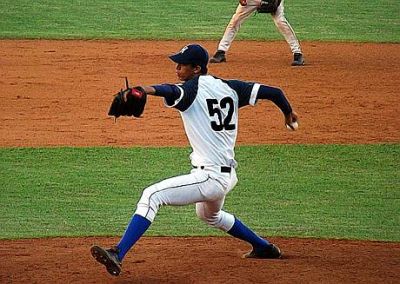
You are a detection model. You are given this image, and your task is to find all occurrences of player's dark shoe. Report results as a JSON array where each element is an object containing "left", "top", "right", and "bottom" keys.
[
  {"left": 243, "top": 243, "right": 282, "bottom": 259},
  {"left": 291, "top": 53, "right": 304, "bottom": 66},
  {"left": 210, "top": 50, "right": 226, "bottom": 63},
  {"left": 91, "top": 245, "right": 122, "bottom": 276}
]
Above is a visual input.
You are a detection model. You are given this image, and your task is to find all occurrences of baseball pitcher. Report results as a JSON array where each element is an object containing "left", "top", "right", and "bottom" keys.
[{"left": 91, "top": 44, "right": 299, "bottom": 276}]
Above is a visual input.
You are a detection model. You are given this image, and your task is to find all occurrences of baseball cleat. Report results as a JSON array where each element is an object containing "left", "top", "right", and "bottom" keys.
[
  {"left": 91, "top": 245, "right": 122, "bottom": 276},
  {"left": 210, "top": 50, "right": 227, "bottom": 63},
  {"left": 291, "top": 53, "right": 304, "bottom": 66},
  {"left": 243, "top": 243, "right": 282, "bottom": 259}
]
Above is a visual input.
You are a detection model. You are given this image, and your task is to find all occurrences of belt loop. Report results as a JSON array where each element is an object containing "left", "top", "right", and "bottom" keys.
[{"left": 193, "top": 165, "right": 231, "bottom": 173}]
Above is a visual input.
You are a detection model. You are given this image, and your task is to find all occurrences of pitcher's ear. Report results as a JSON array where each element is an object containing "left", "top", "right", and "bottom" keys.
[{"left": 194, "top": 65, "right": 202, "bottom": 74}]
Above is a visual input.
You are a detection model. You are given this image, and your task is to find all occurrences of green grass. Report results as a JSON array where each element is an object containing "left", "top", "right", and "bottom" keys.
[
  {"left": 0, "top": 0, "right": 399, "bottom": 42},
  {"left": 0, "top": 145, "right": 398, "bottom": 241}
]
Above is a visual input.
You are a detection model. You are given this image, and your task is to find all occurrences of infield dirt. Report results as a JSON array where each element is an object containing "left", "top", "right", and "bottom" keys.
[{"left": 0, "top": 40, "right": 399, "bottom": 283}]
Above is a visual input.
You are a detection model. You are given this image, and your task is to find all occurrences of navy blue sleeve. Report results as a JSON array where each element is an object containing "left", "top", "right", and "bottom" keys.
[
  {"left": 173, "top": 76, "right": 199, "bottom": 112},
  {"left": 152, "top": 77, "right": 199, "bottom": 112},
  {"left": 224, "top": 79, "right": 254, "bottom": 108},
  {"left": 257, "top": 85, "right": 292, "bottom": 115},
  {"left": 225, "top": 79, "right": 292, "bottom": 115},
  {"left": 152, "top": 84, "right": 181, "bottom": 106}
]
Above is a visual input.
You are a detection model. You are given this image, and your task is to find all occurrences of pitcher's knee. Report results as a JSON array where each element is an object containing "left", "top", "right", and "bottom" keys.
[
  {"left": 198, "top": 214, "right": 220, "bottom": 227},
  {"left": 196, "top": 210, "right": 223, "bottom": 228},
  {"left": 134, "top": 186, "right": 162, "bottom": 222},
  {"left": 197, "top": 210, "right": 235, "bottom": 232}
]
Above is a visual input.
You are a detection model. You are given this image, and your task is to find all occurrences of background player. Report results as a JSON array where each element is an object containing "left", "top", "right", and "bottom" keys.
[
  {"left": 91, "top": 44, "right": 299, "bottom": 276},
  {"left": 210, "top": 0, "right": 304, "bottom": 66}
]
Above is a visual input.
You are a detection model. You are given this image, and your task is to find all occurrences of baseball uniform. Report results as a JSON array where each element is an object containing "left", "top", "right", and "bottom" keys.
[{"left": 91, "top": 44, "right": 295, "bottom": 276}]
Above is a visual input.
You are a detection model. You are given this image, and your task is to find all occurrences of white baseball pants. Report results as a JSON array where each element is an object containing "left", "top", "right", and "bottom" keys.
[
  {"left": 134, "top": 166, "right": 238, "bottom": 232},
  {"left": 217, "top": 0, "right": 302, "bottom": 54}
]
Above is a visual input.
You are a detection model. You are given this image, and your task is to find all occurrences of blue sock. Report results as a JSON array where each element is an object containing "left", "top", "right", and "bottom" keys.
[
  {"left": 116, "top": 214, "right": 151, "bottom": 261},
  {"left": 227, "top": 218, "right": 270, "bottom": 250}
]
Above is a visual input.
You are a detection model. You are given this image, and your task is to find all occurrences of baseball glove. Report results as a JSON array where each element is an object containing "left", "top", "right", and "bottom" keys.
[
  {"left": 257, "top": 0, "right": 281, "bottom": 13},
  {"left": 108, "top": 77, "right": 147, "bottom": 119}
]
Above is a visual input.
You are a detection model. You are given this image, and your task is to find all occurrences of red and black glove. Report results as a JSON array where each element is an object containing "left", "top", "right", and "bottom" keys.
[{"left": 108, "top": 78, "right": 147, "bottom": 119}]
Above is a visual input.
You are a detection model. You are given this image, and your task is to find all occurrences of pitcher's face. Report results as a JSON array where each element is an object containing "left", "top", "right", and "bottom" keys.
[{"left": 175, "top": 63, "right": 200, "bottom": 81}]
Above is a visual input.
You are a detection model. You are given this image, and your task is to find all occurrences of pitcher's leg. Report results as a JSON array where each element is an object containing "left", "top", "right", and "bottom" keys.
[
  {"left": 117, "top": 171, "right": 219, "bottom": 261},
  {"left": 195, "top": 169, "right": 238, "bottom": 231},
  {"left": 135, "top": 171, "right": 218, "bottom": 221},
  {"left": 116, "top": 214, "right": 151, "bottom": 261},
  {"left": 228, "top": 217, "right": 282, "bottom": 258},
  {"left": 196, "top": 198, "right": 235, "bottom": 231},
  {"left": 197, "top": 200, "right": 268, "bottom": 246},
  {"left": 196, "top": 200, "right": 281, "bottom": 259}
]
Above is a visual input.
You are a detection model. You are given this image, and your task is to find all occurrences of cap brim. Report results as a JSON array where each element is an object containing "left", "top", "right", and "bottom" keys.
[{"left": 169, "top": 53, "right": 190, "bottom": 64}]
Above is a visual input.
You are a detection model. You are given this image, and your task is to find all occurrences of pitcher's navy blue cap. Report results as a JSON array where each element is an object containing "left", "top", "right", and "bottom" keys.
[{"left": 169, "top": 44, "right": 209, "bottom": 68}]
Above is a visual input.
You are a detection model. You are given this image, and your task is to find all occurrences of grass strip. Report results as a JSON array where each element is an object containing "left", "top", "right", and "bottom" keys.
[
  {"left": 0, "top": 0, "right": 399, "bottom": 42},
  {"left": 0, "top": 145, "right": 398, "bottom": 241}
]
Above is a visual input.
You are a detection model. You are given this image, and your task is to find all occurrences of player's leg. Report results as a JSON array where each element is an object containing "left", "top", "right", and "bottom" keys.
[
  {"left": 210, "top": 2, "right": 257, "bottom": 63},
  {"left": 115, "top": 169, "right": 224, "bottom": 262},
  {"left": 195, "top": 196, "right": 234, "bottom": 231},
  {"left": 228, "top": 217, "right": 282, "bottom": 258},
  {"left": 91, "top": 170, "right": 222, "bottom": 275},
  {"left": 271, "top": 0, "right": 304, "bottom": 66},
  {"left": 196, "top": 200, "right": 281, "bottom": 258},
  {"left": 195, "top": 169, "right": 281, "bottom": 259}
]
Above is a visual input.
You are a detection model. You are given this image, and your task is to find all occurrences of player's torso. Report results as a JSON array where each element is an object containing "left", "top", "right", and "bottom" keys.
[{"left": 181, "top": 75, "right": 239, "bottom": 167}]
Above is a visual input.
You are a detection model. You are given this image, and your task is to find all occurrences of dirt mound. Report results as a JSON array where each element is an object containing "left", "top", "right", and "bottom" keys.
[{"left": 1, "top": 236, "right": 399, "bottom": 283}]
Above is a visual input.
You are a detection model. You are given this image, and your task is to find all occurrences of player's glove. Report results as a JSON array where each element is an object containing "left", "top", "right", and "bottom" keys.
[
  {"left": 108, "top": 77, "right": 147, "bottom": 119},
  {"left": 257, "top": 0, "right": 281, "bottom": 13}
]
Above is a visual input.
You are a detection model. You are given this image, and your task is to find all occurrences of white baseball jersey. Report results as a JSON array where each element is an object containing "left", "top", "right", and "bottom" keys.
[
  {"left": 165, "top": 75, "right": 258, "bottom": 168},
  {"left": 134, "top": 75, "right": 278, "bottom": 232}
]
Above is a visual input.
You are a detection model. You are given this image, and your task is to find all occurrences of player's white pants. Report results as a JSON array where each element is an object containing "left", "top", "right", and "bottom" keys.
[
  {"left": 135, "top": 167, "right": 238, "bottom": 232},
  {"left": 217, "top": 0, "right": 302, "bottom": 54}
]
